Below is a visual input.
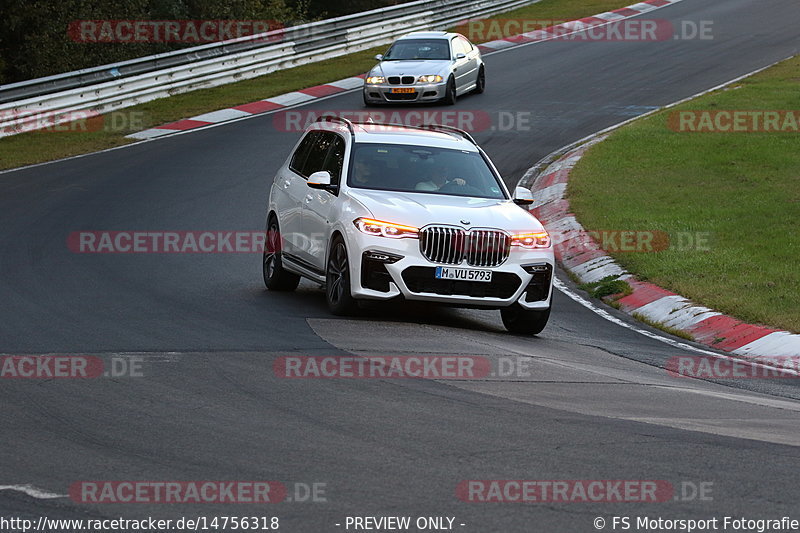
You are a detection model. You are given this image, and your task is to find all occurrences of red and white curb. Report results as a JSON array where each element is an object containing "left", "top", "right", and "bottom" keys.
[
  {"left": 526, "top": 139, "right": 800, "bottom": 360},
  {"left": 126, "top": 0, "right": 684, "bottom": 140},
  {"left": 127, "top": 75, "right": 366, "bottom": 139}
]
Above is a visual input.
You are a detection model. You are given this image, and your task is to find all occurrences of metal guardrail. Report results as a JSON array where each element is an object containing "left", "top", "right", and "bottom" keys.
[{"left": 0, "top": 0, "right": 533, "bottom": 137}]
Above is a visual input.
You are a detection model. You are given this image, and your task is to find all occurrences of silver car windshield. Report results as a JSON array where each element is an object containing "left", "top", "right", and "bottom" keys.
[
  {"left": 383, "top": 39, "right": 450, "bottom": 61},
  {"left": 348, "top": 143, "right": 507, "bottom": 200}
]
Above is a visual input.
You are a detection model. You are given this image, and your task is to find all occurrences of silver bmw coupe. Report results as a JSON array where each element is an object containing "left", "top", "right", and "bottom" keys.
[{"left": 363, "top": 31, "right": 486, "bottom": 106}]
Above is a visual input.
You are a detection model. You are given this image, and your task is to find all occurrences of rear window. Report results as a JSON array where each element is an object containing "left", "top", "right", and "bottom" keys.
[{"left": 347, "top": 143, "right": 506, "bottom": 200}]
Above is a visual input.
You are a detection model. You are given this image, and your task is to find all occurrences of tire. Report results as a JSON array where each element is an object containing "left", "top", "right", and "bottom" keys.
[
  {"left": 262, "top": 217, "right": 300, "bottom": 291},
  {"left": 326, "top": 237, "right": 359, "bottom": 316},
  {"left": 473, "top": 66, "right": 485, "bottom": 94},
  {"left": 501, "top": 304, "right": 551, "bottom": 335},
  {"left": 443, "top": 76, "right": 457, "bottom": 105}
]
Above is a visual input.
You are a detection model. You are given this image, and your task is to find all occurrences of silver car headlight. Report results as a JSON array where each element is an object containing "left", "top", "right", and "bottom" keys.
[
  {"left": 417, "top": 75, "right": 443, "bottom": 83},
  {"left": 365, "top": 76, "right": 386, "bottom": 84}
]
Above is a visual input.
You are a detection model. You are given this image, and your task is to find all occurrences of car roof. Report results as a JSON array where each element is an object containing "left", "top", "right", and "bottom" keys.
[
  {"left": 308, "top": 121, "right": 478, "bottom": 152},
  {"left": 397, "top": 31, "right": 454, "bottom": 41}
]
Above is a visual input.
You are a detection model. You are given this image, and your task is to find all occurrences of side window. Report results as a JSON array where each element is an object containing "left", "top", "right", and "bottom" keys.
[
  {"left": 289, "top": 131, "right": 318, "bottom": 177},
  {"left": 303, "top": 131, "right": 335, "bottom": 177},
  {"left": 450, "top": 38, "right": 460, "bottom": 58},
  {"left": 322, "top": 134, "right": 346, "bottom": 185},
  {"left": 458, "top": 37, "right": 473, "bottom": 54}
]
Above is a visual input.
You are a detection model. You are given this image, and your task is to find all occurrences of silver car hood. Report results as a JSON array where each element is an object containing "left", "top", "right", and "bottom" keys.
[
  {"left": 347, "top": 189, "right": 546, "bottom": 233},
  {"left": 374, "top": 60, "right": 451, "bottom": 78}
]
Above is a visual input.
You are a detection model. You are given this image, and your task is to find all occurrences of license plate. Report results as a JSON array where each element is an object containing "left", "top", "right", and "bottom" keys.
[
  {"left": 391, "top": 88, "right": 416, "bottom": 94},
  {"left": 435, "top": 267, "right": 492, "bottom": 283}
]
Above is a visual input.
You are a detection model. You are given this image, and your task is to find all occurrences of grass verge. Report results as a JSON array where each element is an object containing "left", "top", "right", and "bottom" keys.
[
  {"left": 578, "top": 275, "right": 632, "bottom": 300},
  {"left": 569, "top": 54, "right": 800, "bottom": 333},
  {"left": 0, "top": 0, "right": 635, "bottom": 171}
]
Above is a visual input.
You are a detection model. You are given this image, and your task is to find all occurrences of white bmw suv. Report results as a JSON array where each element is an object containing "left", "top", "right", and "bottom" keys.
[{"left": 264, "top": 116, "right": 554, "bottom": 334}]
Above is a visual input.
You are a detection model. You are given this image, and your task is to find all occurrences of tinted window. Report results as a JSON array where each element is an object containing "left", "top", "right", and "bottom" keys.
[
  {"left": 289, "top": 132, "right": 318, "bottom": 176},
  {"left": 303, "top": 131, "right": 333, "bottom": 177},
  {"left": 348, "top": 143, "right": 506, "bottom": 200},
  {"left": 384, "top": 39, "right": 450, "bottom": 60},
  {"left": 322, "top": 134, "right": 346, "bottom": 185}
]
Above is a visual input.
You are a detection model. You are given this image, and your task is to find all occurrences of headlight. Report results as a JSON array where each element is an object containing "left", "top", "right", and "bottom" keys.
[
  {"left": 417, "top": 75, "right": 443, "bottom": 83},
  {"left": 510, "top": 231, "right": 551, "bottom": 249},
  {"left": 354, "top": 218, "right": 419, "bottom": 239},
  {"left": 365, "top": 76, "right": 385, "bottom": 84}
]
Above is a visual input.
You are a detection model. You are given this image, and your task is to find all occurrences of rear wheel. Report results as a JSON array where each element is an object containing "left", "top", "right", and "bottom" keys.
[
  {"left": 443, "top": 76, "right": 457, "bottom": 105},
  {"left": 326, "top": 237, "right": 358, "bottom": 315},
  {"left": 262, "top": 217, "right": 300, "bottom": 291},
  {"left": 501, "top": 304, "right": 550, "bottom": 335},
  {"left": 473, "top": 66, "right": 486, "bottom": 94}
]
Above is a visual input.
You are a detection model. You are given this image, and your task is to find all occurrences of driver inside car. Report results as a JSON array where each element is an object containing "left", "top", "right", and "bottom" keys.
[{"left": 415, "top": 173, "right": 466, "bottom": 191}]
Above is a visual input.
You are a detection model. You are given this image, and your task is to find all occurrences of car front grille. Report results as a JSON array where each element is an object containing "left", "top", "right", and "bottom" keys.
[
  {"left": 419, "top": 226, "right": 510, "bottom": 267},
  {"left": 401, "top": 267, "right": 521, "bottom": 299},
  {"left": 387, "top": 76, "right": 415, "bottom": 85}
]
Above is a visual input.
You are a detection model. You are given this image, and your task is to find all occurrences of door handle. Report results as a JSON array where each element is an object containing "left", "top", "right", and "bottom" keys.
[
  {"left": 282, "top": 180, "right": 290, "bottom": 189},
  {"left": 304, "top": 194, "right": 314, "bottom": 203}
]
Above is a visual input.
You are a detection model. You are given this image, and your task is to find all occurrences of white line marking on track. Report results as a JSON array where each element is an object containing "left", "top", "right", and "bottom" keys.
[
  {"left": 554, "top": 277, "right": 720, "bottom": 355},
  {"left": 0, "top": 485, "right": 67, "bottom": 499}
]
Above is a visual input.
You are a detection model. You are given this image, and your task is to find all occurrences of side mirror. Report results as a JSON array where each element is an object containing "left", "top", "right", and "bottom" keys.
[
  {"left": 374, "top": 54, "right": 384, "bottom": 61},
  {"left": 455, "top": 53, "right": 466, "bottom": 60},
  {"left": 513, "top": 186, "right": 534, "bottom": 206},
  {"left": 308, "top": 171, "right": 334, "bottom": 191}
]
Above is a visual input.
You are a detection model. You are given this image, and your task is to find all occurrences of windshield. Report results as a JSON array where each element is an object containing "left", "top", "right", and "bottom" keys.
[
  {"left": 383, "top": 39, "right": 450, "bottom": 60},
  {"left": 348, "top": 143, "right": 507, "bottom": 200}
]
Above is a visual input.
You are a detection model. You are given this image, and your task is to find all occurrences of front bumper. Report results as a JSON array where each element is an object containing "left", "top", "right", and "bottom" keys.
[
  {"left": 363, "top": 82, "right": 447, "bottom": 104},
  {"left": 346, "top": 230, "right": 554, "bottom": 310}
]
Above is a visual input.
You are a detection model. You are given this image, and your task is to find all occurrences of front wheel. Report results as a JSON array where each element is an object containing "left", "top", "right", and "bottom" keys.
[
  {"left": 443, "top": 76, "right": 457, "bottom": 105},
  {"left": 501, "top": 305, "right": 550, "bottom": 335},
  {"left": 473, "top": 66, "right": 485, "bottom": 94},
  {"left": 263, "top": 217, "right": 300, "bottom": 291},
  {"left": 326, "top": 237, "right": 359, "bottom": 315}
]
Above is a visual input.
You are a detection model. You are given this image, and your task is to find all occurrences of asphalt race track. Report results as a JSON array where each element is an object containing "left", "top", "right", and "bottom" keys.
[{"left": 1, "top": 0, "right": 799, "bottom": 531}]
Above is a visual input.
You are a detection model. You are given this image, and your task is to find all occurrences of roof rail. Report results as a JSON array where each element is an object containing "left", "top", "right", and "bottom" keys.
[
  {"left": 315, "top": 114, "right": 355, "bottom": 137},
  {"left": 349, "top": 120, "right": 478, "bottom": 146},
  {"left": 415, "top": 123, "right": 477, "bottom": 146}
]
